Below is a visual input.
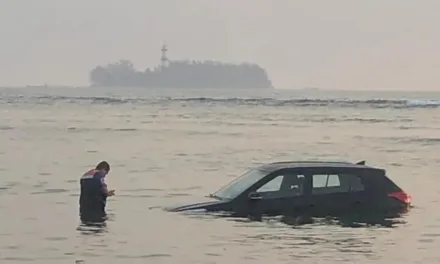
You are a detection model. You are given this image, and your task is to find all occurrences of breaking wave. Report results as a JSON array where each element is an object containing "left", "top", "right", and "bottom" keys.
[{"left": 1, "top": 95, "right": 440, "bottom": 109}]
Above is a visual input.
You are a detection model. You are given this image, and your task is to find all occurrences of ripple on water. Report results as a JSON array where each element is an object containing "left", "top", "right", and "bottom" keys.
[
  {"left": 115, "top": 194, "right": 156, "bottom": 198},
  {"left": 169, "top": 186, "right": 202, "bottom": 191},
  {"left": 108, "top": 128, "right": 138, "bottom": 132},
  {"left": 31, "top": 188, "right": 69, "bottom": 195},
  {"left": 66, "top": 127, "right": 139, "bottom": 132},
  {"left": 115, "top": 254, "right": 172, "bottom": 259},
  {"left": 0, "top": 182, "right": 20, "bottom": 194},
  {"left": 124, "top": 188, "right": 163, "bottom": 192},
  {"left": 384, "top": 136, "right": 440, "bottom": 146},
  {"left": 2, "top": 257, "right": 35, "bottom": 262},
  {"left": 33, "top": 181, "right": 48, "bottom": 188},
  {"left": 44, "top": 236, "right": 68, "bottom": 241},
  {"left": 0, "top": 125, "right": 13, "bottom": 130},
  {"left": 163, "top": 193, "right": 191, "bottom": 198}
]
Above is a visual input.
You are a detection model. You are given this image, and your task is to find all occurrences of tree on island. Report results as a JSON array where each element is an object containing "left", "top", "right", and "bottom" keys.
[{"left": 90, "top": 59, "right": 273, "bottom": 89}]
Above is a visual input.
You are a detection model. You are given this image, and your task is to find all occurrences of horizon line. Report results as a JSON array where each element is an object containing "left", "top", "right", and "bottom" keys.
[{"left": 0, "top": 85, "right": 439, "bottom": 93}]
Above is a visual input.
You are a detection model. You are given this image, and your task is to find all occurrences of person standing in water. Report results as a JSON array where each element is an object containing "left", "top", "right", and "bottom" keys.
[{"left": 79, "top": 161, "right": 115, "bottom": 224}]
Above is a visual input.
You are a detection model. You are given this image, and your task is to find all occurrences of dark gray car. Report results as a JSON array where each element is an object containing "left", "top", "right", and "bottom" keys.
[{"left": 168, "top": 161, "right": 412, "bottom": 219}]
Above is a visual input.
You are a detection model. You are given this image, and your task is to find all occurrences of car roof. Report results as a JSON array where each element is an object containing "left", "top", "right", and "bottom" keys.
[{"left": 256, "top": 160, "right": 382, "bottom": 173}]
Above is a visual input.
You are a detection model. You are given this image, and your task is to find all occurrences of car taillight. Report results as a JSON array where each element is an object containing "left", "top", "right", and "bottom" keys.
[{"left": 388, "top": 191, "right": 412, "bottom": 204}]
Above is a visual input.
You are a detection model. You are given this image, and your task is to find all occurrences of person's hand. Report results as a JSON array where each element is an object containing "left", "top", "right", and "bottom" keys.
[{"left": 108, "top": 190, "right": 115, "bottom": 196}]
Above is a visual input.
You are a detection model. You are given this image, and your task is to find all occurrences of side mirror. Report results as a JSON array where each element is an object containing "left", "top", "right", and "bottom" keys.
[{"left": 248, "top": 191, "right": 262, "bottom": 200}]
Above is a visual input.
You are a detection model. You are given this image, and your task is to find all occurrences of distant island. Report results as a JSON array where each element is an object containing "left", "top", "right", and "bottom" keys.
[{"left": 89, "top": 45, "right": 273, "bottom": 89}]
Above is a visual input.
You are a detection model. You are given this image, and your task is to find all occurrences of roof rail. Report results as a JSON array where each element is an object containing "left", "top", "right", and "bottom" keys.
[{"left": 269, "top": 160, "right": 353, "bottom": 165}]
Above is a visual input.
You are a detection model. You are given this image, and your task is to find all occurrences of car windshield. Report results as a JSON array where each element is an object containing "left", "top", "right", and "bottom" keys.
[{"left": 211, "top": 169, "right": 267, "bottom": 200}]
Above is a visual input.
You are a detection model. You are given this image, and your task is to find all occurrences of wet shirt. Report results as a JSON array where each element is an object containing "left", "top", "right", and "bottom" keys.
[{"left": 79, "top": 169, "right": 107, "bottom": 222}]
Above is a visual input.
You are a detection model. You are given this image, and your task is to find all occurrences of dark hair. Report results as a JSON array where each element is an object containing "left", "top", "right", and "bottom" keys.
[{"left": 96, "top": 161, "right": 110, "bottom": 172}]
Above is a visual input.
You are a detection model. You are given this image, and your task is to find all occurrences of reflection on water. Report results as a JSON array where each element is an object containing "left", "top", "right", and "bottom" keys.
[
  {"left": 180, "top": 209, "right": 409, "bottom": 229},
  {"left": 76, "top": 223, "right": 108, "bottom": 235},
  {"left": 76, "top": 212, "right": 117, "bottom": 235}
]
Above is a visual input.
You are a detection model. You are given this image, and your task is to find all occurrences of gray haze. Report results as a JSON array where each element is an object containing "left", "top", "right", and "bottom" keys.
[{"left": 1, "top": 0, "right": 439, "bottom": 90}]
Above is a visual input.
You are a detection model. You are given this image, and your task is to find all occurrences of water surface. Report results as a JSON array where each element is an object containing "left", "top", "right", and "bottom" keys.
[{"left": 0, "top": 87, "right": 439, "bottom": 263}]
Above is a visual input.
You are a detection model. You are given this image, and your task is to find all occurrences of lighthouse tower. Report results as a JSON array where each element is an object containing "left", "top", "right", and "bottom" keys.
[{"left": 160, "top": 44, "right": 169, "bottom": 68}]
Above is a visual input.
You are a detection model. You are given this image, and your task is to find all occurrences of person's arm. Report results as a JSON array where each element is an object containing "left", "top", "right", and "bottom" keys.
[{"left": 100, "top": 177, "right": 115, "bottom": 197}]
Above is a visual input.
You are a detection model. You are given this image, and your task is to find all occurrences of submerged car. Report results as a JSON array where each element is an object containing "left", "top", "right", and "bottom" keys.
[{"left": 168, "top": 160, "right": 412, "bottom": 218}]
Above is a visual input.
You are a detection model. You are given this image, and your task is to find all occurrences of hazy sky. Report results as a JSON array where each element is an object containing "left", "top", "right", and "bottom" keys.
[{"left": 1, "top": 0, "right": 439, "bottom": 90}]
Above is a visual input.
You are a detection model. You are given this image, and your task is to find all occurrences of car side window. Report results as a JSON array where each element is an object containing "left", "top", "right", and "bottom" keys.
[
  {"left": 256, "top": 174, "right": 305, "bottom": 197},
  {"left": 327, "top": 174, "right": 340, "bottom": 187},
  {"left": 312, "top": 173, "right": 364, "bottom": 195},
  {"left": 342, "top": 173, "right": 364, "bottom": 192},
  {"left": 256, "top": 175, "right": 284, "bottom": 192},
  {"left": 313, "top": 174, "right": 328, "bottom": 188}
]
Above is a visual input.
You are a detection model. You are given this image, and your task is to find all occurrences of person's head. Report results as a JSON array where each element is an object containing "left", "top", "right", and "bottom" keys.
[{"left": 95, "top": 161, "right": 110, "bottom": 175}]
